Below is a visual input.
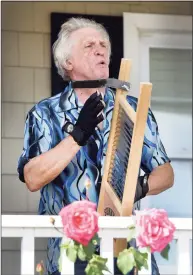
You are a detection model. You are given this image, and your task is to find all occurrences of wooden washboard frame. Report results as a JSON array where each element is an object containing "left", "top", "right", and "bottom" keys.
[{"left": 97, "top": 58, "right": 152, "bottom": 255}]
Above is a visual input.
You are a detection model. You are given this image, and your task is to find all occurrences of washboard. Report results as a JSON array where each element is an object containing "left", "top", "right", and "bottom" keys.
[{"left": 97, "top": 58, "right": 152, "bottom": 255}]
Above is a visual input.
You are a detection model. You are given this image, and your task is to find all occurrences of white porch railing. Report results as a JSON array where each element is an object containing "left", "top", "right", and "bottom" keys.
[{"left": 2, "top": 215, "right": 192, "bottom": 275}]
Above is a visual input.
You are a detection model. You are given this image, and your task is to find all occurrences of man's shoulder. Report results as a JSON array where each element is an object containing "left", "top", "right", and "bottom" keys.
[{"left": 27, "top": 92, "right": 63, "bottom": 116}]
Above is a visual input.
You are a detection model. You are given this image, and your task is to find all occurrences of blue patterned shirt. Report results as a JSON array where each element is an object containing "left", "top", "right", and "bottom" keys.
[{"left": 18, "top": 82, "right": 170, "bottom": 274}]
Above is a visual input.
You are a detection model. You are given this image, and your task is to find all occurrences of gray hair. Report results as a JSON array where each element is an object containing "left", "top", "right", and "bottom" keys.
[{"left": 52, "top": 17, "right": 111, "bottom": 80}]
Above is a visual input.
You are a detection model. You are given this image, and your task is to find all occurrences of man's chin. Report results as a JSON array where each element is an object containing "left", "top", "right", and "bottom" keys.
[{"left": 96, "top": 72, "right": 109, "bottom": 80}]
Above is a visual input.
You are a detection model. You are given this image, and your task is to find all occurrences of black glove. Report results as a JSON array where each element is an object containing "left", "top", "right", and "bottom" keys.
[
  {"left": 68, "top": 91, "right": 105, "bottom": 146},
  {"left": 134, "top": 174, "right": 150, "bottom": 203}
]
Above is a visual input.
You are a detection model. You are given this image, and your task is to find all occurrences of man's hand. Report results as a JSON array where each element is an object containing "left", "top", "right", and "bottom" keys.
[{"left": 70, "top": 91, "right": 105, "bottom": 146}]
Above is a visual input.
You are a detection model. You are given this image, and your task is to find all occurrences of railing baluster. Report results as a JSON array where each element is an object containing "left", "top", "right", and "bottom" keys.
[
  {"left": 21, "top": 229, "right": 35, "bottom": 275},
  {"left": 177, "top": 231, "right": 191, "bottom": 275},
  {"left": 61, "top": 237, "right": 74, "bottom": 275},
  {"left": 100, "top": 230, "right": 114, "bottom": 274}
]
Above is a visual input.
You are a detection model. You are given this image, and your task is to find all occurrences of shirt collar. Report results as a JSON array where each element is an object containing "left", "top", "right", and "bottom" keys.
[
  {"left": 59, "top": 82, "right": 83, "bottom": 112},
  {"left": 59, "top": 81, "right": 114, "bottom": 112}
]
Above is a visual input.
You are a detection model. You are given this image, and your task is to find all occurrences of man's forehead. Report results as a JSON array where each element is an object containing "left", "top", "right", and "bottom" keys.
[
  {"left": 83, "top": 35, "right": 107, "bottom": 43},
  {"left": 72, "top": 27, "right": 107, "bottom": 42}
]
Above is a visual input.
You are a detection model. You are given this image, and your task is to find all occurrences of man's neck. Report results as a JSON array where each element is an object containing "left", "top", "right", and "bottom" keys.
[{"left": 74, "top": 87, "right": 105, "bottom": 105}]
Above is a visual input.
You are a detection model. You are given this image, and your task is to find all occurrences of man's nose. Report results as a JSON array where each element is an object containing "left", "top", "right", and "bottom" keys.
[{"left": 95, "top": 45, "right": 105, "bottom": 56}]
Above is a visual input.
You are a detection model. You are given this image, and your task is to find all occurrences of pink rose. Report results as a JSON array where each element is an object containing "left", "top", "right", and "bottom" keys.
[
  {"left": 59, "top": 200, "right": 100, "bottom": 246},
  {"left": 135, "top": 208, "right": 175, "bottom": 253}
]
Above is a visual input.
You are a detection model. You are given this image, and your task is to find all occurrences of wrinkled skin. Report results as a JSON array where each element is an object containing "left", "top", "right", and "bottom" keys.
[{"left": 66, "top": 27, "right": 110, "bottom": 81}]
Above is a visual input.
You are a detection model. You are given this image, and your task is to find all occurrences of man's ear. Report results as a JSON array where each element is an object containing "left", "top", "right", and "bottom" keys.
[{"left": 65, "top": 59, "right": 73, "bottom": 72}]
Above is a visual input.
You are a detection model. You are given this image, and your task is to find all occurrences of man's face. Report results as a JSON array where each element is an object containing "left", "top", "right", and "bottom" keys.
[{"left": 67, "top": 27, "right": 110, "bottom": 80}]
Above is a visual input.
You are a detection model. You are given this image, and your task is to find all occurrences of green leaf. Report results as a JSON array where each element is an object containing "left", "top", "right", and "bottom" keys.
[
  {"left": 90, "top": 254, "right": 108, "bottom": 269},
  {"left": 160, "top": 244, "right": 170, "bottom": 260},
  {"left": 66, "top": 246, "right": 77, "bottom": 262},
  {"left": 117, "top": 249, "right": 135, "bottom": 275},
  {"left": 82, "top": 234, "right": 100, "bottom": 260},
  {"left": 83, "top": 241, "right": 96, "bottom": 260},
  {"left": 141, "top": 252, "right": 148, "bottom": 260},
  {"left": 127, "top": 226, "right": 136, "bottom": 242},
  {"left": 85, "top": 254, "right": 111, "bottom": 275},
  {"left": 60, "top": 241, "right": 70, "bottom": 250},
  {"left": 85, "top": 263, "right": 103, "bottom": 275},
  {"left": 133, "top": 249, "right": 148, "bottom": 271},
  {"left": 143, "top": 259, "right": 148, "bottom": 270},
  {"left": 78, "top": 245, "right": 87, "bottom": 261}
]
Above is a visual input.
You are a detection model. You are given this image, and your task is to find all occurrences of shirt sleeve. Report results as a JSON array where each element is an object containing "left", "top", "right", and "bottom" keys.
[
  {"left": 17, "top": 106, "right": 52, "bottom": 183},
  {"left": 140, "top": 108, "right": 171, "bottom": 173},
  {"left": 127, "top": 95, "right": 171, "bottom": 174}
]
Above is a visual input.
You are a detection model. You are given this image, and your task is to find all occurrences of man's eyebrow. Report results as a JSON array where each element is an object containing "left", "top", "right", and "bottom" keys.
[
  {"left": 83, "top": 39, "right": 94, "bottom": 44},
  {"left": 100, "top": 40, "right": 108, "bottom": 44}
]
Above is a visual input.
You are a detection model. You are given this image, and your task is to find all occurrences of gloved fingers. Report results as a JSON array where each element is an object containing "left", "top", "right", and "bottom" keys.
[
  {"left": 86, "top": 95, "right": 103, "bottom": 111},
  {"left": 93, "top": 101, "right": 105, "bottom": 117},
  {"left": 96, "top": 113, "right": 104, "bottom": 125},
  {"left": 84, "top": 91, "right": 102, "bottom": 109}
]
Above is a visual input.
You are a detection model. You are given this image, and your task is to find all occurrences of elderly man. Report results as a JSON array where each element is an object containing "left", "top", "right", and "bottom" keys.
[{"left": 18, "top": 17, "right": 174, "bottom": 275}]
